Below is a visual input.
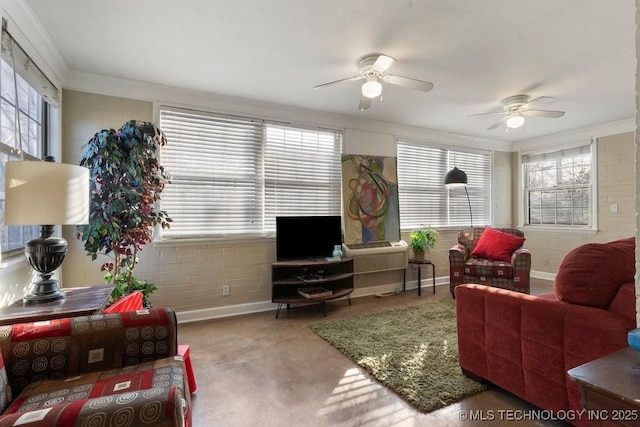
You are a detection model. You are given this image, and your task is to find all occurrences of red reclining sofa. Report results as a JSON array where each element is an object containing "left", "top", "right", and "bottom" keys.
[{"left": 455, "top": 237, "right": 636, "bottom": 426}]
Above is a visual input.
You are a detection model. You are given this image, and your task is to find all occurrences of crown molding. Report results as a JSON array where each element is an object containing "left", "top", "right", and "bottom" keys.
[
  {"left": 2, "top": 0, "right": 69, "bottom": 88},
  {"left": 513, "top": 118, "right": 635, "bottom": 152}
]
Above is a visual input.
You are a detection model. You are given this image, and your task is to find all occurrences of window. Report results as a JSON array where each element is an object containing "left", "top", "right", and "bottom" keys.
[
  {"left": 397, "top": 140, "right": 492, "bottom": 229},
  {"left": 522, "top": 142, "right": 593, "bottom": 228},
  {"left": 0, "top": 25, "right": 57, "bottom": 255},
  {"left": 159, "top": 107, "right": 342, "bottom": 238}
]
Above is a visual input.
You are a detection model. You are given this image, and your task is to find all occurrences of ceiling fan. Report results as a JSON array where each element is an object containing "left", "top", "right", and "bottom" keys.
[
  {"left": 468, "top": 95, "right": 565, "bottom": 130},
  {"left": 312, "top": 54, "right": 434, "bottom": 111}
]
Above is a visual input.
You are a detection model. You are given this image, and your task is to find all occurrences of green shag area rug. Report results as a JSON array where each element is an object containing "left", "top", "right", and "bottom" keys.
[{"left": 310, "top": 298, "right": 487, "bottom": 413}]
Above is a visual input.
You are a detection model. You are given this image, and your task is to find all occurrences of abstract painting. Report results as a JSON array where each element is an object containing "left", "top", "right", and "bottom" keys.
[{"left": 341, "top": 155, "right": 400, "bottom": 244}]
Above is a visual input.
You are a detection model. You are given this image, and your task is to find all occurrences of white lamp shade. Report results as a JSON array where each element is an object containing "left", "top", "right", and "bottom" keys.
[
  {"left": 361, "top": 79, "right": 382, "bottom": 98},
  {"left": 5, "top": 161, "right": 89, "bottom": 225},
  {"left": 506, "top": 113, "right": 525, "bottom": 129}
]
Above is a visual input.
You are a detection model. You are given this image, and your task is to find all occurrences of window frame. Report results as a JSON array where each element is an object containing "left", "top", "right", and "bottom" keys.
[
  {"left": 0, "top": 59, "right": 49, "bottom": 257},
  {"left": 519, "top": 138, "right": 597, "bottom": 231}
]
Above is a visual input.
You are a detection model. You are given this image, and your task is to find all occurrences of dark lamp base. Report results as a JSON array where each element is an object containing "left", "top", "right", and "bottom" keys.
[
  {"left": 23, "top": 279, "right": 66, "bottom": 304},
  {"left": 23, "top": 225, "right": 68, "bottom": 304}
]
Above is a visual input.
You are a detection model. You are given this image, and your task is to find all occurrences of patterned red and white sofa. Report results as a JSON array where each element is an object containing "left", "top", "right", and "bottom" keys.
[{"left": 0, "top": 307, "right": 191, "bottom": 427}]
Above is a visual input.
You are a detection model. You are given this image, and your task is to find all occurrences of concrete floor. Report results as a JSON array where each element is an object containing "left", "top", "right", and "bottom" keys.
[{"left": 179, "top": 279, "right": 570, "bottom": 427}]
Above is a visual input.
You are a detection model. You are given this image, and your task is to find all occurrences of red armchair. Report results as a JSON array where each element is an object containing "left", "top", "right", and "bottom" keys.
[
  {"left": 0, "top": 307, "right": 191, "bottom": 427},
  {"left": 449, "top": 227, "right": 531, "bottom": 297},
  {"left": 455, "top": 237, "right": 635, "bottom": 427}
]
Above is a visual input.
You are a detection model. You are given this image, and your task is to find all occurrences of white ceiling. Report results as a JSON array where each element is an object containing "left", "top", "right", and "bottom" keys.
[{"left": 24, "top": 0, "right": 636, "bottom": 142}]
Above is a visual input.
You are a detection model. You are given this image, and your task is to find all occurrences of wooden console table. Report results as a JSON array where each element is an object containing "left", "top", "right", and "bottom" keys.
[
  {"left": 568, "top": 347, "right": 640, "bottom": 426},
  {"left": 0, "top": 284, "right": 114, "bottom": 325}
]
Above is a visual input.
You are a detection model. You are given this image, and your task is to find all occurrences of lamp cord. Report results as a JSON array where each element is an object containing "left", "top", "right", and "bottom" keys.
[{"left": 464, "top": 186, "right": 473, "bottom": 227}]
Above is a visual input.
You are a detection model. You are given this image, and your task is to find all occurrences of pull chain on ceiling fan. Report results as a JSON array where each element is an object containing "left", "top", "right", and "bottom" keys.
[
  {"left": 312, "top": 54, "right": 433, "bottom": 111},
  {"left": 468, "top": 94, "right": 565, "bottom": 131}
]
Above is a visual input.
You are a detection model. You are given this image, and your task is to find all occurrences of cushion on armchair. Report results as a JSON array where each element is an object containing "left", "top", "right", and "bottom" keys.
[
  {"left": 555, "top": 237, "right": 635, "bottom": 309},
  {"left": 3, "top": 357, "right": 187, "bottom": 425},
  {"left": 471, "top": 227, "right": 526, "bottom": 262},
  {"left": 0, "top": 307, "right": 190, "bottom": 427}
]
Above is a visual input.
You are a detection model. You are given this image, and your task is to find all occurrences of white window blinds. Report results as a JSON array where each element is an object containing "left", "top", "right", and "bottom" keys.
[
  {"left": 1, "top": 23, "right": 60, "bottom": 106},
  {"left": 159, "top": 107, "right": 343, "bottom": 238},
  {"left": 160, "top": 108, "right": 263, "bottom": 237},
  {"left": 263, "top": 124, "right": 342, "bottom": 231},
  {"left": 397, "top": 140, "right": 491, "bottom": 228}
]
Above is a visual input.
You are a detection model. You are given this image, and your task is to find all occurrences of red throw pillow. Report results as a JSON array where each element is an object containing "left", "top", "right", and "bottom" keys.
[{"left": 471, "top": 228, "right": 525, "bottom": 262}]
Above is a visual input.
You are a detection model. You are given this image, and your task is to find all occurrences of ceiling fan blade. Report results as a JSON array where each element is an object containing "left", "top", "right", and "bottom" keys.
[
  {"left": 487, "top": 116, "right": 509, "bottom": 130},
  {"left": 525, "top": 109, "right": 565, "bottom": 118},
  {"left": 467, "top": 111, "right": 507, "bottom": 118},
  {"left": 383, "top": 75, "right": 433, "bottom": 92},
  {"left": 312, "top": 75, "right": 362, "bottom": 90},
  {"left": 372, "top": 55, "right": 396, "bottom": 73},
  {"left": 520, "top": 96, "right": 554, "bottom": 109},
  {"left": 358, "top": 95, "right": 372, "bottom": 111}
]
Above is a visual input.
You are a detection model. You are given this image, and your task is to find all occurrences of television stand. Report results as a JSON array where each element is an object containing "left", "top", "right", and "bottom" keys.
[{"left": 271, "top": 257, "right": 354, "bottom": 318}]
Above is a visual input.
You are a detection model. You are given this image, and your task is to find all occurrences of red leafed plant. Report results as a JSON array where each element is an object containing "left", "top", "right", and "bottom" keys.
[{"left": 76, "top": 120, "right": 172, "bottom": 307}]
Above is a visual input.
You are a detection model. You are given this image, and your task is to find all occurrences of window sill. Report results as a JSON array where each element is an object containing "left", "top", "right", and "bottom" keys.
[
  {"left": 0, "top": 254, "right": 27, "bottom": 273},
  {"left": 522, "top": 225, "right": 598, "bottom": 234},
  {"left": 154, "top": 234, "right": 274, "bottom": 248}
]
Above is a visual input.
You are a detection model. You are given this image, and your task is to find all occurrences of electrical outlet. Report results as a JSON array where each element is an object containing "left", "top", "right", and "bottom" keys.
[
  {"left": 543, "top": 257, "right": 550, "bottom": 266},
  {"left": 222, "top": 285, "right": 230, "bottom": 296}
]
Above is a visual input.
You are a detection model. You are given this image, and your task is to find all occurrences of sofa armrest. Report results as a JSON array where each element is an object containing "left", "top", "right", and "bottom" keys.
[
  {"left": 455, "top": 284, "right": 634, "bottom": 414},
  {"left": 450, "top": 243, "right": 469, "bottom": 260},
  {"left": 449, "top": 244, "right": 469, "bottom": 286},
  {"left": 511, "top": 247, "right": 531, "bottom": 268},
  {"left": 0, "top": 307, "right": 178, "bottom": 396},
  {"left": 510, "top": 247, "right": 531, "bottom": 293}
]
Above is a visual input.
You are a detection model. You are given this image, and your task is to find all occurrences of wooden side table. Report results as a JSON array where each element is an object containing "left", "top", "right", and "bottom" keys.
[
  {"left": 403, "top": 260, "right": 436, "bottom": 296},
  {"left": 0, "top": 284, "right": 115, "bottom": 325},
  {"left": 568, "top": 347, "right": 640, "bottom": 426}
]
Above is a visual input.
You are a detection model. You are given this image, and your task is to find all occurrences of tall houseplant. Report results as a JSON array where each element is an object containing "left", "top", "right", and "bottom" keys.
[
  {"left": 76, "top": 120, "right": 172, "bottom": 307},
  {"left": 409, "top": 226, "right": 439, "bottom": 261}
]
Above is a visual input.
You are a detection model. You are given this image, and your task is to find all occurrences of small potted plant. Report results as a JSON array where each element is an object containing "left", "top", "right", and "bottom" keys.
[{"left": 409, "top": 226, "right": 439, "bottom": 261}]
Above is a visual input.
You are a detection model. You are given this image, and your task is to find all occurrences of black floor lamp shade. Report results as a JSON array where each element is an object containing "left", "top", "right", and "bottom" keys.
[
  {"left": 444, "top": 167, "right": 473, "bottom": 226},
  {"left": 444, "top": 166, "right": 468, "bottom": 187}
]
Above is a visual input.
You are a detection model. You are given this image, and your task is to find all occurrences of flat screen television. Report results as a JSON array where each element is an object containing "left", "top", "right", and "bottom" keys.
[{"left": 276, "top": 215, "right": 342, "bottom": 261}]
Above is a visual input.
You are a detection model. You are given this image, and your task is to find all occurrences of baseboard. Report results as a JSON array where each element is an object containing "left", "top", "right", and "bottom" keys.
[
  {"left": 176, "top": 300, "right": 276, "bottom": 324},
  {"left": 531, "top": 270, "right": 556, "bottom": 281},
  {"left": 176, "top": 275, "right": 450, "bottom": 324}
]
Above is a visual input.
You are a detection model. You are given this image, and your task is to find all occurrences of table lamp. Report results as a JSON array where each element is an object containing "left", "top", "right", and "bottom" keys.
[{"left": 4, "top": 157, "right": 89, "bottom": 303}]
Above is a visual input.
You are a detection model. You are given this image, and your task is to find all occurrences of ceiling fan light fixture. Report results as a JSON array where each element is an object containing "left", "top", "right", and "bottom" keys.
[
  {"left": 506, "top": 112, "right": 525, "bottom": 129},
  {"left": 361, "top": 77, "right": 382, "bottom": 98}
]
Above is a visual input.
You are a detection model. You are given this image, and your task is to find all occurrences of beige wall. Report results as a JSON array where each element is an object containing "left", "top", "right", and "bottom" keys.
[
  {"left": 60, "top": 89, "right": 516, "bottom": 313},
  {"left": 8, "top": 89, "right": 631, "bottom": 316},
  {"left": 61, "top": 90, "right": 275, "bottom": 312},
  {"left": 515, "top": 132, "right": 636, "bottom": 275}
]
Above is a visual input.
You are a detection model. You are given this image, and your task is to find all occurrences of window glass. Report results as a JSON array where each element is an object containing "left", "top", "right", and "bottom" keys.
[
  {"left": 522, "top": 144, "right": 592, "bottom": 227},
  {"left": 0, "top": 59, "right": 45, "bottom": 254}
]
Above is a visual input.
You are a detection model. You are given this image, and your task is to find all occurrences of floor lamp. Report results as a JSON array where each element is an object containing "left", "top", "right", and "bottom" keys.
[
  {"left": 444, "top": 166, "right": 473, "bottom": 227},
  {"left": 4, "top": 157, "right": 89, "bottom": 303}
]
